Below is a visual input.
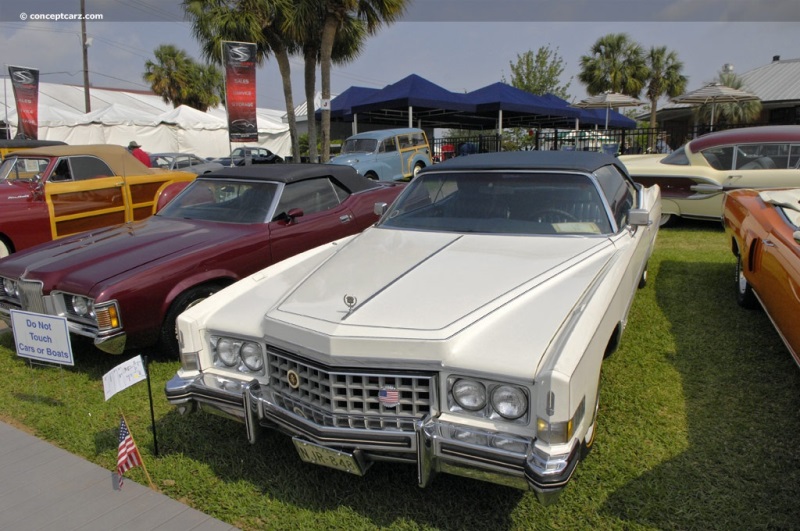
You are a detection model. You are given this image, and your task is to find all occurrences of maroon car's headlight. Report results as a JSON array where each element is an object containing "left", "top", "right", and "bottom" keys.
[
  {"left": 51, "top": 291, "right": 121, "bottom": 331},
  {"left": 1, "top": 277, "right": 20, "bottom": 301}
]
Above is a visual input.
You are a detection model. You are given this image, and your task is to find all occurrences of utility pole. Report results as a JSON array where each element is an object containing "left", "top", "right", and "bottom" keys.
[{"left": 80, "top": 0, "right": 91, "bottom": 112}]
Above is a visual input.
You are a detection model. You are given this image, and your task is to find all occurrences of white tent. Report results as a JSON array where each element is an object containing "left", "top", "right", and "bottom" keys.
[{"left": 2, "top": 81, "right": 292, "bottom": 159}]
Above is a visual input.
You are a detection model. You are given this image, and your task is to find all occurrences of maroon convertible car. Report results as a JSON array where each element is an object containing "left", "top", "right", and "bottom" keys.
[{"left": 0, "top": 164, "right": 404, "bottom": 356}]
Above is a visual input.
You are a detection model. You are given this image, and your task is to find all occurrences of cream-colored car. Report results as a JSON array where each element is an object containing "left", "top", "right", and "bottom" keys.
[
  {"left": 621, "top": 125, "right": 800, "bottom": 225},
  {"left": 165, "top": 151, "right": 660, "bottom": 504}
]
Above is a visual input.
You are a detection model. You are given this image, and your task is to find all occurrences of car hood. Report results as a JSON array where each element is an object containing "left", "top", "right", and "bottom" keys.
[
  {"left": 618, "top": 154, "right": 669, "bottom": 170},
  {"left": 329, "top": 153, "right": 372, "bottom": 164},
  {"left": 2, "top": 217, "right": 246, "bottom": 294},
  {"left": 228, "top": 228, "right": 617, "bottom": 376}
]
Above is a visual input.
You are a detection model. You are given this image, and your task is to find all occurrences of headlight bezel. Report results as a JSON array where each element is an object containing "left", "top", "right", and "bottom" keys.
[
  {"left": 1, "top": 277, "right": 20, "bottom": 300},
  {"left": 210, "top": 334, "right": 265, "bottom": 375},
  {"left": 50, "top": 291, "right": 122, "bottom": 331},
  {"left": 447, "top": 375, "right": 530, "bottom": 424}
]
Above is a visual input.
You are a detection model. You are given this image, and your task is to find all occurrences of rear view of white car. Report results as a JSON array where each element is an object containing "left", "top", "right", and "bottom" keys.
[{"left": 166, "top": 151, "right": 660, "bottom": 504}]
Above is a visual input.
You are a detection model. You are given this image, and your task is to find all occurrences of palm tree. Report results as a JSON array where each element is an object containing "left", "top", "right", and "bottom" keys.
[
  {"left": 282, "top": 0, "right": 365, "bottom": 163},
  {"left": 644, "top": 46, "right": 687, "bottom": 129},
  {"left": 578, "top": 33, "right": 648, "bottom": 97},
  {"left": 183, "top": 0, "right": 302, "bottom": 162},
  {"left": 318, "top": 0, "right": 408, "bottom": 161},
  {"left": 143, "top": 45, "right": 194, "bottom": 106}
]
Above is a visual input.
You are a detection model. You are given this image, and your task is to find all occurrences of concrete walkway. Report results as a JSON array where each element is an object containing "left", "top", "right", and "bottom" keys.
[{"left": 0, "top": 421, "right": 238, "bottom": 531}]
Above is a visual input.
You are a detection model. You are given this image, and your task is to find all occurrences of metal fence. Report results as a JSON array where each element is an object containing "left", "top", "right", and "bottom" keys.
[{"left": 431, "top": 122, "right": 771, "bottom": 160}]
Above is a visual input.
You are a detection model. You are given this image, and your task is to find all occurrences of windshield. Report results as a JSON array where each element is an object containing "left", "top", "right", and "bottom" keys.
[
  {"left": 0, "top": 156, "right": 51, "bottom": 182},
  {"left": 341, "top": 138, "right": 378, "bottom": 154},
  {"left": 379, "top": 171, "right": 612, "bottom": 235},
  {"left": 158, "top": 179, "right": 280, "bottom": 223}
]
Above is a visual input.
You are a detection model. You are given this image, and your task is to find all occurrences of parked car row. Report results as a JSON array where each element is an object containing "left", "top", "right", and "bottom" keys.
[{"left": 1, "top": 127, "right": 799, "bottom": 505}]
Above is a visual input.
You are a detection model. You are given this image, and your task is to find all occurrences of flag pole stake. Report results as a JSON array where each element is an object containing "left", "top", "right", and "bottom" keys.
[
  {"left": 143, "top": 356, "right": 159, "bottom": 456},
  {"left": 120, "top": 410, "right": 156, "bottom": 490}
]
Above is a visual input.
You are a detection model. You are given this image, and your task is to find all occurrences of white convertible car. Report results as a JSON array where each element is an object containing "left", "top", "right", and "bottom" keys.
[{"left": 165, "top": 151, "right": 661, "bottom": 504}]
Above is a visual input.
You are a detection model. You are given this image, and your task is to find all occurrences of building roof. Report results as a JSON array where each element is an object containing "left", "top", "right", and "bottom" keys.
[{"left": 738, "top": 57, "right": 800, "bottom": 103}]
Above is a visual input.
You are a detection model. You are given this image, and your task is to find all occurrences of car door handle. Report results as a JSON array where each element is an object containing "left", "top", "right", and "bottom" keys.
[
  {"left": 762, "top": 239, "right": 775, "bottom": 247},
  {"left": 339, "top": 214, "right": 353, "bottom": 223}
]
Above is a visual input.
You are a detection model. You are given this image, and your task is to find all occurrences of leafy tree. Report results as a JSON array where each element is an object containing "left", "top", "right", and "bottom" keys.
[
  {"left": 143, "top": 44, "right": 223, "bottom": 112},
  {"left": 183, "top": 0, "right": 302, "bottom": 162},
  {"left": 317, "top": 0, "right": 408, "bottom": 161},
  {"left": 505, "top": 45, "right": 571, "bottom": 100},
  {"left": 578, "top": 33, "right": 647, "bottom": 97}
]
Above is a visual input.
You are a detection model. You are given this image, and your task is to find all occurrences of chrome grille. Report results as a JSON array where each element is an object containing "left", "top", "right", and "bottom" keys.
[
  {"left": 18, "top": 280, "right": 46, "bottom": 314},
  {"left": 267, "top": 346, "right": 434, "bottom": 432}
]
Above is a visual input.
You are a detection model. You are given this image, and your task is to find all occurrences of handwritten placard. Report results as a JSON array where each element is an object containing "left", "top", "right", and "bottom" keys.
[{"left": 103, "top": 355, "right": 147, "bottom": 401}]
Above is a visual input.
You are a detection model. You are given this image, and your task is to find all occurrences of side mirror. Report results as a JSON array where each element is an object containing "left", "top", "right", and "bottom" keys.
[
  {"left": 374, "top": 202, "right": 388, "bottom": 217},
  {"left": 628, "top": 208, "right": 652, "bottom": 226}
]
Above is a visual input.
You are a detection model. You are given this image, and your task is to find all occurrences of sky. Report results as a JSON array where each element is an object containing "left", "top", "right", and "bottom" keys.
[{"left": 0, "top": 0, "right": 799, "bottom": 113}]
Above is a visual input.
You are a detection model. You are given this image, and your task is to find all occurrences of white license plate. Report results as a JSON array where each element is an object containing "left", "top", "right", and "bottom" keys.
[{"left": 292, "top": 438, "right": 364, "bottom": 476}]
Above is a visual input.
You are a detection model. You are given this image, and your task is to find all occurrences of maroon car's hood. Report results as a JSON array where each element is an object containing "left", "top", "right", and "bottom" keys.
[{"left": 0, "top": 217, "right": 255, "bottom": 292}]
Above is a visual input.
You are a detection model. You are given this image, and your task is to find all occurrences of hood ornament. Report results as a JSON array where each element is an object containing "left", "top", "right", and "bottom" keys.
[{"left": 343, "top": 294, "right": 357, "bottom": 311}]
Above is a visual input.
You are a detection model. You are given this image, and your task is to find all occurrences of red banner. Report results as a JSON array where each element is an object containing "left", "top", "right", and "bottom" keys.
[
  {"left": 8, "top": 65, "right": 40, "bottom": 140},
  {"left": 222, "top": 41, "right": 258, "bottom": 143}
]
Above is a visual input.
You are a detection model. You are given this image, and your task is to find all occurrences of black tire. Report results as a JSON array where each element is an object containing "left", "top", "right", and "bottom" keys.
[
  {"left": 735, "top": 254, "right": 757, "bottom": 309},
  {"left": 159, "top": 284, "right": 222, "bottom": 357},
  {"left": 413, "top": 162, "right": 424, "bottom": 178},
  {"left": 659, "top": 213, "right": 674, "bottom": 227},
  {"left": 365, "top": 171, "right": 379, "bottom": 180},
  {"left": 638, "top": 262, "right": 648, "bottom": 289}
]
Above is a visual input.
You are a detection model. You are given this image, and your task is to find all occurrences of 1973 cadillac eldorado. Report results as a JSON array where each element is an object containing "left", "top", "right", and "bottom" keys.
[{"left": 165, "top": 151, "right": 661, "bottom": 503}]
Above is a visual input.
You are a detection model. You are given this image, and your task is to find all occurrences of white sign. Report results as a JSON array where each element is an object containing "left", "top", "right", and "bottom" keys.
[
  {"left": 103, "top": 355, "right": 147, "bottom": 401},
  {"left": 320, "top": 98, "right": 330, "bottom": 110},
  {"left": 11, "top": 310, "right": 74, "bottom": 366}
]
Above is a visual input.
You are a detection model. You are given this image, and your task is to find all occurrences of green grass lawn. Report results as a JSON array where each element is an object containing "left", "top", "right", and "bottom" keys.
[{"left": 1, "top": 220, "right": 799, "bottom": 530}]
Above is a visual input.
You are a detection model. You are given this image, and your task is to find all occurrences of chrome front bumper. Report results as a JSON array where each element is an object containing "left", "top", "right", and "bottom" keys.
[{"left": 165, "top": 372, "right": 583, "bottom": 504}]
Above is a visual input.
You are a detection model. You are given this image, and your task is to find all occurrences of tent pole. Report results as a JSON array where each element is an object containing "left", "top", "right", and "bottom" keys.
[{"left": 408, "top": 106, "right": 412, "bottom": 128}]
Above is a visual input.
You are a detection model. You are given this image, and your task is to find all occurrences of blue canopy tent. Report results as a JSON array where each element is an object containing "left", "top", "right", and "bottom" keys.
[
  {"left": 314, "top": 86, "right": 379, "bottom": 121},
  {"left": 464, "top": 82, "right": 581, "bottom": 129},
  {"left": 346, "top": 74, "right": 477, "bottom": 130}
]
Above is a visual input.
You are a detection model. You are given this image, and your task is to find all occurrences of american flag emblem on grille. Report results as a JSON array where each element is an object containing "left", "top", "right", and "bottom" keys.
[{"left": 378, "top": 386, "right": 400, "bottom": 408}]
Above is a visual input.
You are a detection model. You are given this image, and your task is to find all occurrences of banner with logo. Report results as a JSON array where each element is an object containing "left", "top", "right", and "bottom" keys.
[
  {"left": 8, "top": 65, "right": 40, "bottom": 140},
  {"left": 222, "top": 41, "right": 258, "bottom": 143}
]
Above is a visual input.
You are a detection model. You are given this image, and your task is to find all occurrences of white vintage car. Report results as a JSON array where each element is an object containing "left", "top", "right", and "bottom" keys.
[{"left": 165, "top": 151, "right": 661, "bottom": 504}]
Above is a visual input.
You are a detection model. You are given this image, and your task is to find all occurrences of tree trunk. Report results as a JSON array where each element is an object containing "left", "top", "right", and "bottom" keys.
[
  {"left": 304, "top": 48, "right": 318, "bottom": 164},
  {"left": 320, "top": 14, "right": 339, "bottom": 163},
  {"left": 275, "top": 48, "right": 301, "bottom": 163}
]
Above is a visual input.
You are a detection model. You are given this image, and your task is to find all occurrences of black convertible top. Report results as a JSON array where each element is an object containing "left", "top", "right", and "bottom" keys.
[
  {"left": 424, "top": 150, "right": 630, "bottom": 176},
  {"left": 206, "top": 163, "right": 381, "bottom": 193}
]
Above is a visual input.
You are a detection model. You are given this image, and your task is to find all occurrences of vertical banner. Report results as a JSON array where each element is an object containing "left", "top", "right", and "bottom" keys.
[
  {"left": 222, "top": 41, "right": 258, "bottom": 143},
  {"left": 8, "top": 65, "right": 40, "bottom": 140}
]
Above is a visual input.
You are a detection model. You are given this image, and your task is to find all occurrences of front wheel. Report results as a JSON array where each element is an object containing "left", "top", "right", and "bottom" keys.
[
  {"left": 659, "top": 213, "right": 674, "bottom": 227},
  {"left": 413, "top": 162, "right": 424, "bottom": 178},
  {"left": 735, "top": 254, "right": 757, "bottom": 309},
  {"left": 0, "top": 239, "right": 10, "bottom": 258},
  {"left": 158, "top": 284, "right": 222, "bottom": 357}
]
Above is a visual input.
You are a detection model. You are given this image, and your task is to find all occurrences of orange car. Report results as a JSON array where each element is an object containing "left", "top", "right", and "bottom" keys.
[{"left": 723, "top": 188, "right": 800, "bottom": 366}]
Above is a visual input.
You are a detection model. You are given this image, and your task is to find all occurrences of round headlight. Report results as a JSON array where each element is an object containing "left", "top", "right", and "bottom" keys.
[
  {"left": 240, "top": 341, "right": 263, "bottom": 371},
  {"left": 491, "top": 385, "right": 527, "bottom": 420},
  {"left": 452, "top": 379, "right": 487, "bottom": 411},
  {"left": 216, "top": 338, "right": 239, "bottom": 367},
  {"left": 3, "top": 278, "right": 18, "bottom": 297},
  {"left": 71, "top": 296, "right": 92, "bottom": 317}
]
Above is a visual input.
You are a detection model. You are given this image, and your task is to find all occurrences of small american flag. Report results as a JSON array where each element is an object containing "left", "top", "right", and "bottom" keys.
[
  {"left": 378, "top": 387, "right": 399, "bottom": 407},
  {"left": 117, "top": 417, "right": 142, "bottom": 488}
]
